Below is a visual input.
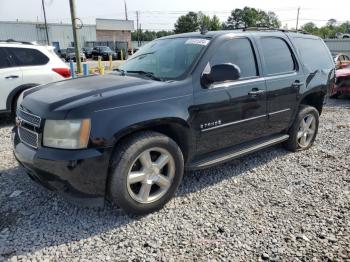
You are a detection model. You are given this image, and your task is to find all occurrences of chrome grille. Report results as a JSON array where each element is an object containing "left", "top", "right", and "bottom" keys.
[
  {"left": 18, "top": 126, "right": 39, "bottom": 149},
  {"left": 17, "top": 109, "right": 41, "bottom": 127}
]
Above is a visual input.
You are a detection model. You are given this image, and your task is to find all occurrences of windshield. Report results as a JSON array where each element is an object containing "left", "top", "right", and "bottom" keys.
[{"left": 120, "top": 37, "right": 210, "bottom": 80}]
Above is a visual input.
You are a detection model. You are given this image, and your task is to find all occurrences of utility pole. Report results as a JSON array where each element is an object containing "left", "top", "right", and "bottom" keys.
[
  {"left": 296, "top": 7, "right": 300, "bottom": 31},
  {"left": 69, "top": 0, "right": 82, "bottom": 73},
  {"left": 41, "top": 0, "right": 50, "bottom": 45},
  {"left": 136, "top": 11, "right": 140, "bottom": 47},
  {"left": 124, "top": 0, "right": 128, "bottom": 20}
]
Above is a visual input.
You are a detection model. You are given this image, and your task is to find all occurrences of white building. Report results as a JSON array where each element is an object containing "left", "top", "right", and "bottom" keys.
[{"left": 0, "top": 19, "right": 134, "bottom": 49}]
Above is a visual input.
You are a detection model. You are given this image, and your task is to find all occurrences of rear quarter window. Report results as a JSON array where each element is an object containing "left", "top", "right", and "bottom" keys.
[
  {"left": 260, "top": 37, "right": 295, "bottom": 75},
  {"left": 7, "top": 47, "right": 49, "bottom": 67},
  {"left": 293, "top": 38, "right": 334, "bottom": 71}
]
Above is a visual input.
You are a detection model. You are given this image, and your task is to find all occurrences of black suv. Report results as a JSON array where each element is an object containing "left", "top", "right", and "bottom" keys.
[
  {"left": 91, "top": 46, "right": 117, "bottom": 60},
  {"left": 13, "top": 30, "right": 335, "bottom": 215}
]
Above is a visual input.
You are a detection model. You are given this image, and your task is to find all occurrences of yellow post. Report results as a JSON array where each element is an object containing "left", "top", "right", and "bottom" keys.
[
  {"left": 109, "top": 55, "right": 113, "bottom": 71},
  {"left": 100, "top": 67, "right": 105, "bottom": 75},
  {"left": 98, "top": 56, "right": 102, "bottom": 71},
  {"left": 120, "top": 49, "right": 124, "bottom": 61}
]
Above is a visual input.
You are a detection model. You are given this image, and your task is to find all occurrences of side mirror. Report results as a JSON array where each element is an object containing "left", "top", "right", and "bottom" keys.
[{"left": 201, "top": 63, "right": 241, "bottom": 87}]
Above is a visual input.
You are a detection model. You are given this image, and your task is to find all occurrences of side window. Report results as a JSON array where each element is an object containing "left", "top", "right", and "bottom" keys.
[
  {"left": 260, "top": 37, "right": 295, "bottom": 75},
  {"left": 293, "top": 38, "right": 334, "bottom": 71},
  {"left": 0, "top": 48, "right": 12, "bottom": 69},
  {"left": 7, "top": 47, "right": 49, "bottom": 67},
  {"left": 211, "top": 38, "right": 258, "bottom": 79}
]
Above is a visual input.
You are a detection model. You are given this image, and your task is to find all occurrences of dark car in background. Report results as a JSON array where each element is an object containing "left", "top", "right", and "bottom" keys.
[
  {"left": 82, "top": 47, "right": 93, "bottom": 59},
  {"left": 91, "top": 46, "right": 117, "bottom": 60},
  {"left": 65, "top": 47, "right": 86, "bottom": 62},
  {"left": 13, "top": 29, "right": 335, "bottom": 215}
]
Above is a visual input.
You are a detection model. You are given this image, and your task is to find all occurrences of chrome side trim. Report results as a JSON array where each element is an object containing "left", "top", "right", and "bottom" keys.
[
  {"left": 210, "top": 77, "right": 264, "bottom": 89},
  {"left": 201, "top": 114, "right": 267, "bottom": 132},
  {"left": 269, "top": 108, "right": 291, "bottom": 116}
]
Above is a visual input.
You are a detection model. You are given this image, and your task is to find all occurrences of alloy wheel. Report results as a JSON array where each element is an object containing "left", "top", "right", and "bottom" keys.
[
  {"left": 126, "top": 147, "right": 175, "bottom": 204},
  {"left": 297, "top": 114, "right": 316, "bottom": 148}
]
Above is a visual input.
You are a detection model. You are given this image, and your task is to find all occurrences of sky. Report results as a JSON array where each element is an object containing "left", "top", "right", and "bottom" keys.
[{"left": 0, "top": 0, "right": 349, "bottom": 31}]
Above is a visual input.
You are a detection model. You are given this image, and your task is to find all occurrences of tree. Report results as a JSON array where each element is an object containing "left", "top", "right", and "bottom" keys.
[
  {"left": 131, "top": 30, "right": 174, "bottom": 41},
  {"left": 223, "top": 7, "right": 281, "bottom": 29},
  {"left": 301, "top": 21, "right": 350, "bottom": 39},
  {"left": 174, "top": 12, "right": 199, "bottom": 33},
  {"left": 198, "top": 12, "right": 211, "bottom": 32},
  {"left": 301, "top": 22, "right": 318, "bottom": 34},
  {"left": 174, "top": 12, "right": 222, "bottom": 33},
  {"left": 210, "top": 15, "right": 222, "bottom": 31}
]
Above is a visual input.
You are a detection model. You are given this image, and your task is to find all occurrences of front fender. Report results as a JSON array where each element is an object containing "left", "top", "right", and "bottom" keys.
[{"left": 89, "top": 94, "right": 193, "bottom": 147}]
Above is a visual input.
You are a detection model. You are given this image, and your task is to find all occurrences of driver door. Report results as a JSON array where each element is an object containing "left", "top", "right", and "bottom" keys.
[{"left": 193, "top": 37, "right": 268, "bottom": 155}]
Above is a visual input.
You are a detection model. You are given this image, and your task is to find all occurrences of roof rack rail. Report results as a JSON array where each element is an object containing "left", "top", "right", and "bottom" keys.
[
  {"left": 241, "top": 27, "right": 308, "bottom": 34},
  {"left": 0, "top": 39, "right": 35, "bottom": 45}
]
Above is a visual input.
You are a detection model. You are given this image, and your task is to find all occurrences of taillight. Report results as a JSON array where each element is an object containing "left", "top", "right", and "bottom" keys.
[{"left": 52, "top": 68, "right": 71, "bottom": 78}]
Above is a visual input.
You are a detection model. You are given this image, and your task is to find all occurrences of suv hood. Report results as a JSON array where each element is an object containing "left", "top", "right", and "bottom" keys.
[{"left": 21, "top": 74, "right": 163, "bottom": 118}]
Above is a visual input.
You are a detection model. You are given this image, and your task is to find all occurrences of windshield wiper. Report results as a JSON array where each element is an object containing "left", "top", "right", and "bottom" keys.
[
  {"left": 125, "top": 70, "right": 163, "bottom": 81},
  {"left": 115, "top": 68, "right": 126, "bottom": 75}
]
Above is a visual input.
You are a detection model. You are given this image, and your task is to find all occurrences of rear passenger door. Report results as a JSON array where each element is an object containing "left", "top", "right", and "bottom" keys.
[
  {"left": 257, "top": 36, "right": 303, "bottom": 134},
  {"left": 6, "top": 47, "right": 51, "bottom": 84}
]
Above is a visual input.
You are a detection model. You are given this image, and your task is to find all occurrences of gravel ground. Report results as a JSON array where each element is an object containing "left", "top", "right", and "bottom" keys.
[{"left": 0, "top": 98, "right": 349, "bottom": 261}]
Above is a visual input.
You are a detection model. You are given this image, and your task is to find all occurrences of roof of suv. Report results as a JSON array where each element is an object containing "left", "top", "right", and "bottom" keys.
[{"left": 160, "top": 29, "right": 319, "bottom": 40}]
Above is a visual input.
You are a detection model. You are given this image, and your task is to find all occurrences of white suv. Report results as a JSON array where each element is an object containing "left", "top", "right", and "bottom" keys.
[{"left": 0, "top": 41, "right": 70, "bottom": 115}]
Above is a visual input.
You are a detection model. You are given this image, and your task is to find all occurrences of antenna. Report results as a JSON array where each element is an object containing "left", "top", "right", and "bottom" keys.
[{"left": 124, "top": 0, "right": 128, "bottom": 20}]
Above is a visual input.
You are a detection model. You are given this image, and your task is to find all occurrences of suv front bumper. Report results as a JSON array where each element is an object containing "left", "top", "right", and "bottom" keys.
[{"left": 12, "top": 127, "right": 112, "bottom": 207}]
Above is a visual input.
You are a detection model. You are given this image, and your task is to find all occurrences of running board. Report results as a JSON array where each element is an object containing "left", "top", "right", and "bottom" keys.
[{"left": 190, "top": 134, "right": 289, "bottom": 170}]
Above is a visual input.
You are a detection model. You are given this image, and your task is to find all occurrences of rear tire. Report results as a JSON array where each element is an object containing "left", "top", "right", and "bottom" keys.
[
  {"left": 108, "top": 131, "right": 184, "bottom": 215},
  {"left": 284, "top": 105, "right": 319, "bottom": 152}
]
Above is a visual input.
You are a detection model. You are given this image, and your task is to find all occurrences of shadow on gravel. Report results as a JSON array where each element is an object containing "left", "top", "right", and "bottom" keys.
[
  {"left": 0, "top": 143, "right": 290, "bottom": 258},
  {"left": 0, "top": 113, "right": 13, "bottom": 128}
]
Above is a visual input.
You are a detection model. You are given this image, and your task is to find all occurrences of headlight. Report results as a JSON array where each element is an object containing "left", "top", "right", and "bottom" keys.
[{"left": 43, "top": 119, "right": 91, "bottom": 149}]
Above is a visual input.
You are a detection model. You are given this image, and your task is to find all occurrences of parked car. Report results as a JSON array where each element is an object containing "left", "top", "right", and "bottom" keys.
[
  {"left": 331, "top": 67, "right": 350, "bottom": 98},
  {"left": 82, "top": 47, "right": 93, "bottom": 59},
  {"left": 57, "top": 48, "right": 67, "bottom": 60},
  {"left": 336, "top": 32, "right": 350, "bottom": 39},
  {"left": 13, "top": 30, "right": 335, "bottom": 215},
  {"left": 65, "top": 47, "right": 86, "bottom": 62},
  {"left": 91, "top": 46, "right": 117, "bottom": 60},
  {"left": 0, "top": 40, "right": 70, "bottom": 116},
  {"left": 334, "top": 53, "right": 350, "bottom": 69}
]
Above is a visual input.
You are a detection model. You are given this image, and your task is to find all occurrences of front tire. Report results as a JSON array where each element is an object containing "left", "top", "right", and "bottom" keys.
[
  {"left": 108, "top": 131, "right": 184, "bottom": 215},
  {"left": 284, "top": 105, "right": 319, "bottom": 152}
]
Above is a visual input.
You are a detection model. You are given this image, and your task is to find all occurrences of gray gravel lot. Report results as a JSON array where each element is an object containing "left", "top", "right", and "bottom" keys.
[{"left": 0, "top": 98, "right": 349, "bottom": 261}]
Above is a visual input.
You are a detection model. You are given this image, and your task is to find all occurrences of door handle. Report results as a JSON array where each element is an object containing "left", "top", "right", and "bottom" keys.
[
  {"left": 248, "top": 88, "right": 265, "bottom": 96},
  {"left": 292, "top": 81, "right": 304, "bottom": 88},
  {"left": 5, "top": 75, "right": 19, "bottom": 79}
]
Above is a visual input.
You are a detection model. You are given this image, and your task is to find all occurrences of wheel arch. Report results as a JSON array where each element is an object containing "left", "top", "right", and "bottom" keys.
[
  {"left": 6, "top": 83, "right": 39, "bottom": 112},
  {"left": 110, "top": 118, "right": 194, "bottom": 165},
  {"left": 299, "top": 90, "right": 326, "bottom": 115}
]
